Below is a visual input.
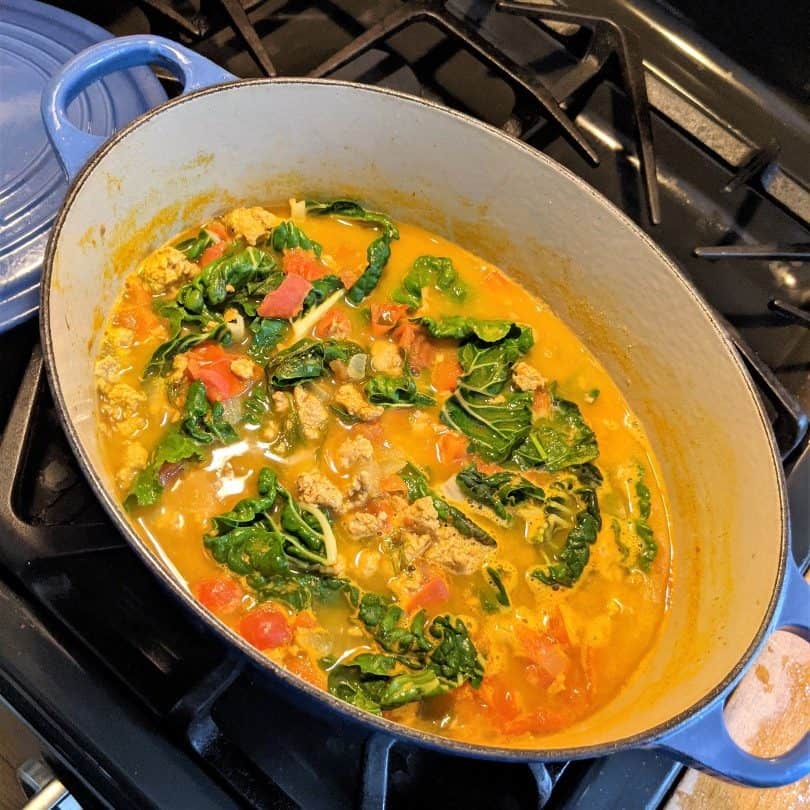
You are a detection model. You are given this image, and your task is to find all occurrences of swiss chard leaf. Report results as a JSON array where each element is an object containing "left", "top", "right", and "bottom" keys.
[
  {"left": 327, "top": 606, "right": 484, "bottom": 713},
  {"left": 364, "top": 374, "right": 436, "bottom": 408},
  {"left": 305, "top": 199, "right": 398, "bottom": 239},
  {"left": 270, "top": 220, "right": 322, "bottom": 256},
  {"left": 182, "top": 380, "right": 239, "bottom": 444},
  {"left": 302, "top": 275, "right": 343, "bottom": 313},
  {"left": 210, "top": 468, "right": 278, "bottom": 533},
  {"left": 305, "top": 199, "right": 399, "bottom": 304},
  {"left": 174, "top": 229, "right": 214, "bottom": 261},
  {"left": 514, "top": 388, "right": 599, "bottom": 471},
  {"left": 416, "top": 316, "right": 526, "bottom": 344},
  {"left": 456, "top": 326, "right": 533, "bottom": 396},
  {"left": 440, "top": 389, "right": 532, "bottom": 463},
  {"left": 530, "top": 463, "right": 603, "bottom": 588},
  {"left": 175, "top": 247, "right": 277, "bottom": 314},
  {"left": 392, "top": 255, "right": 467, "bottom": 309},
  {"left": 398, "top": 463, "right": 496, "bottom": 546},
  {"left": 247, "top": 317, "right": 288, "bottom": 365},
  {"left": 242, "top": 381, "right": 272, "bottom": 426},
  {"left": 266, "top": 338, "right": 363, "bottom": 388},
  {"left": 456, "top": 464, "right": 544, "bottom": 520},
  {"left": 143, "top": 322, "right": 231, "bottom": 378}
]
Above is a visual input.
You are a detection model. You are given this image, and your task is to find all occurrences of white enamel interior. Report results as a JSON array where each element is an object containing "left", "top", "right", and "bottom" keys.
[{"left": 45, "top": 81, "right": 784, "bottom": 750}]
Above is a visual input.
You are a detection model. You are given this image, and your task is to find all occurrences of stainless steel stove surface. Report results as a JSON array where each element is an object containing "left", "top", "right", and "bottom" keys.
[{"left": 0, "top": 1, "right": 807, "bottom": 808}]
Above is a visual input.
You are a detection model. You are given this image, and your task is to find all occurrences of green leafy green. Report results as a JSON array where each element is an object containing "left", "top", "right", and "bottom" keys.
[
  {"left": 456, "top": 464, "right": 544, "bottom": 520},
  {"left": 175, "top": 247, "right": 277, "bottom": 315},
  {"left": 327, "top": 608, "right": 484, "bottom": 714},
  {"left": 204, "top": 467, "right": 334, "bottom": 583},
  {"left": 398, "top": 463, "right": 496, "bottom": 546},
  {"left": 514, "top": 388, "right": 599, "bottom": 471},
  {"left": 456, "top": 326, "right": 534, "bottom": 397},
  {"left": 270, "top": 220, "right": 322, "bottom": 256},
  {"left": 143, "top": 322, "right": 231, "bottom": 378},
  {"left": 416, "top": 316, "right": 524, "bottom": 344},
  {"left": 301, "top": 275, "right": 343, "bottom": 313},
  {"left": 305, "top": 199, "right": 399, "bottom": 304},
  {"left": 242, "top": 382, "right": 272, "bottom": 426},
  {"left": 125, "top": 380, "right": 238, "bottom": 509},
  {"left": 247, "top": 317, "right": 288, "bottom": 365},
  {"left": 530, "top": 463, "right": 603, "bottom": 588},
  {"left": 174, "top": 229, "right": 214, "bottom": 261},
  {"left": 392, "top": 255, "right": 467, "bottom": 309},
  {"left": 365, "top": 374, "right": 436, "bottom": 408},
  {"left": 181, "top": 380, "right": 238, "bottom": 444},
  {"left": 485, "top": 566, "right": 510, "bottom": 607},
  {"left": 305, "top": 199, "right": 398, "bottom": 238},
  {"left": 266, "top": 338, "right": 363, "bottom": 388},
  {"left": 634, "top": 476, "right": 657, "bottom": 571},
  {"left": 441, "top": 389, "right": 532, "bottom": 462}
]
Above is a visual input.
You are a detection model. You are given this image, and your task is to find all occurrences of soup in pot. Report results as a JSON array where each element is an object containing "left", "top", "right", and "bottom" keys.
[{"left": 95, "top": 199, "right": 671, "bottom": 746}]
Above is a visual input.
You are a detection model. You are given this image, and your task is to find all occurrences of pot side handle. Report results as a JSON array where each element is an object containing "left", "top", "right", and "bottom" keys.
[
  {"left": 652, "top": 556, "right": 809, "bottom": 788},
  {"left": 41, "top": 34, "right": 236, "bottom": 181}
]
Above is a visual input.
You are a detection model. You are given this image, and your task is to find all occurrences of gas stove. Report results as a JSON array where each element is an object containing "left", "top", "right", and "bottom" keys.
[{"left": 0, "top": 1, "right": 808, "bottom": 808}]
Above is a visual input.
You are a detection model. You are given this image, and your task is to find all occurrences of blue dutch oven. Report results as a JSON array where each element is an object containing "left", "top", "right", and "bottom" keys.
[{"left": 38, "top": 35, "right": 809, "bottom": 792}]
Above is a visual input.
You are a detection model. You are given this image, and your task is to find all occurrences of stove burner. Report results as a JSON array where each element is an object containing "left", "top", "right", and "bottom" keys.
[{"left": 498, "top": 0, "right": 660, "bottom": 223}]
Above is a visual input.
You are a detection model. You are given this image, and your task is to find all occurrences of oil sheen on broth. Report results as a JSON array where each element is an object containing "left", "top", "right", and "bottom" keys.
[{"left": 94, "top": 200, "right": 671, "bottom": 746}]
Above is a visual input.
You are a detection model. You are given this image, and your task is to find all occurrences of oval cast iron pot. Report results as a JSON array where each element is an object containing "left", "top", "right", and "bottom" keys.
[{"left": 38, "top": 35, "right": 809, "bottom": 790}]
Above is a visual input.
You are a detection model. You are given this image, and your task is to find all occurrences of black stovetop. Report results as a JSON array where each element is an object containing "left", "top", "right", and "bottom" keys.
[{"left": 1, "top": 1, "right": 808, "bottom": 808}]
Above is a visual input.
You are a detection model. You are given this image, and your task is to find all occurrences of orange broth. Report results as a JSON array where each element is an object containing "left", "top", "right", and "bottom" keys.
[{"left": 94, "top": 201, "right": 671, "bottom": 746}]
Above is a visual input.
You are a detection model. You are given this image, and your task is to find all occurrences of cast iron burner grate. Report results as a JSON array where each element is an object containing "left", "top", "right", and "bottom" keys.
[{"left": 1, "top": 0, "right": 809, "bottom": 807}]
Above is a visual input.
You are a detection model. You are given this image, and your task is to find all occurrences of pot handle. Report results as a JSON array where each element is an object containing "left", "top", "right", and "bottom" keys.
[
  {"left": 41, "top": 34, "right": 236, "bottom": 180},
  {"left": 653, "top": 555, "right": 809, "bottom": 787}
]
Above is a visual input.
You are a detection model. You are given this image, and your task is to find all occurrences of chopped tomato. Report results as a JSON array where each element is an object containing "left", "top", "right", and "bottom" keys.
[
  {"left": 315, "top": 308, "right": 350, "bottom": 340},
  {"left": 524, "top": 662, "right": 554, "bottom": 689},
  {"left": 186, "top": 342, "right": 251, "bottom": 402},
  {"left": 432, "top": 354, "right": 463, "bottom": 391},
  {"left": 546, "top": 608, "right": 570, "bottom": 646},
  {"left": 114, "top": 280, "right": 159, "bottom": 340},
  {"left": 479, "top": 676, "right": 521, "bottom": 724},
  {"left": 199, "top": 240, "right": 229, "bottom": 267},
  {"left": 282, "top": 248, "right": 330, "bottom": 280},
  {"left": 380, "top": 474, "right": 408, "bottom": 494},
  {"left": 393, "top": 320, "right": 419, "bottom": 350},
  {"left": 515, "top": 623, "right": 569, "bottom": 680},
  {"left": 206, "top": 222, "right": 230, "bottom": 241},
  {"left": 257, "top": 273, "right": 312, "bottom": 319},
  {"left": 407, "top": 576, "right": 450, "bottom": 613},
  {"left": 293, "top": 610, "right": 318, "bottom": 629},
  {"left": 370, "top": 303, "right": 409, "bottom": 337},
  {"left": 437, "top": 431, "right": 468, "bottom": 465},
  {"left": 239, "top": 607, "right": 292, "bottom": 650},
  {"left": 502, "top": 708, "right": 572, "bottom": 736},
  {"left": 355, "top": 421, "right": 384, "bottom": 444},
  {"left": 285, "top": 653, "right": 326, "bottom": 687},
  {"left": 195, "top": 577, "right": 243, "bottom": 613},
  {"left": 394, "top": 323, "right": 436, "bottom": 372}
]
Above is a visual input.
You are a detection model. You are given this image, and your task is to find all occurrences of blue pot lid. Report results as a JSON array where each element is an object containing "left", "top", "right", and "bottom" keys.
[{"left": 0, "top": 0, "right": 166, "bottom": 333}]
